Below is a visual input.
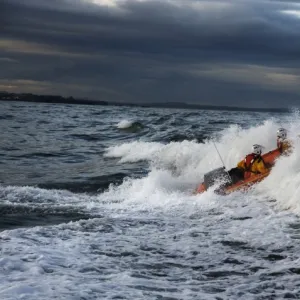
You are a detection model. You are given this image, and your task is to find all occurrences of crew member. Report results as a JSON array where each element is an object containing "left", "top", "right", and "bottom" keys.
[
  {"left": 277, "top": 128, "right": 292, "bottom": 155},
  {"left": 228, "top": 144, "right": 268, "bottom": 183}
]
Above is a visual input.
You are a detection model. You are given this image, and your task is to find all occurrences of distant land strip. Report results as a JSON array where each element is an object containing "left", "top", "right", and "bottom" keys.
[{"left": 0, "top": 91, "right": 290, "bottom": 113}]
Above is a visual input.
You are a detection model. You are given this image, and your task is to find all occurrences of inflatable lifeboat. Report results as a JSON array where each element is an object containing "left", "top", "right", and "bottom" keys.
[{"left": 194, "top": 148, "right": 281, "bottom": 195}]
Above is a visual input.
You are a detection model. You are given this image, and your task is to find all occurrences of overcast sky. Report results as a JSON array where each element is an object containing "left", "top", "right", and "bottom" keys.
[{"left": 1, "top": 0, "right": 300, "bottom": 108}]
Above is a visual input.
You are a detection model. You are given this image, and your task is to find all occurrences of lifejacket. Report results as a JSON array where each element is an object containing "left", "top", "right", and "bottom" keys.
[
  {"left": 244, "top": 154, "right": 265, "bottom": 179},
  {"left": 244, "top": 153, "right": 256, "bottom": 170},
  {"left": 243, "top": 153, "right": 255, "bottom": 179}
]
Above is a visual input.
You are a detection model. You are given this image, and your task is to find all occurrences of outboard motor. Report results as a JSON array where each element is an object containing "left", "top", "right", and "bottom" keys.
[{"left": 204, "top": 167, "right": 231, "bottom": 189}]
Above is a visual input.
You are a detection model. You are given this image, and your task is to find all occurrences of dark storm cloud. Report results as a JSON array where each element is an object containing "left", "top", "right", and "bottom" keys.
[
  {"left": 1, "top": 0, "right": 300, "bottom": 107},
  {"left": 3, "top": 0, "right": 300, "bottom": 59}
]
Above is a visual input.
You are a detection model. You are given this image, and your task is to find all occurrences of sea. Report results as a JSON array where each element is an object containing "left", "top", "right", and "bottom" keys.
[{"left": 1, "top": 100, "right": 300, "bottom": 300}]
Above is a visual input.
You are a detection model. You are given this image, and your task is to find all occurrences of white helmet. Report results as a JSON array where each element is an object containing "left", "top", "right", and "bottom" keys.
[
  {"left": 277, "top": 128, "right": 287, "bottom": 140},
  {"left": 252, "top": 144, "right": 263, "bottom": 155}
]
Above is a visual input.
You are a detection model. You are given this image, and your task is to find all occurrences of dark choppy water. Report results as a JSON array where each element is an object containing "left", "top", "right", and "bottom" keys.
[{"left": 1, "top": 101, "right": 300, "bottom": 299}]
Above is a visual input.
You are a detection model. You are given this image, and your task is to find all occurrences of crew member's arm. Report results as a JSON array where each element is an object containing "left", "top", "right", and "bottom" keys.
[{"left": 282, "top": 141, "right": 292, "bottom": 154}]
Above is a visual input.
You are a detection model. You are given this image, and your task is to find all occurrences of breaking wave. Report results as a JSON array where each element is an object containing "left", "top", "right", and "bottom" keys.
[
  {"left": 116, "top": 120, "right": 144, "bottom": 132},
  {"left": 104, "top": 112, "right": 300, "bottom": 214}
]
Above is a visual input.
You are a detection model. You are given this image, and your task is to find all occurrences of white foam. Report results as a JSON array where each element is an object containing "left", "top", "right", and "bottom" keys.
[
  {"left": 105, "top": 119, "right": 277, "bottom": 185},
  {"left": 0, "top": 185, "right": 86, "bottom": 206},
  {"left": 257, "top": 138, "right": 300, "bottom": 213},
  {"left": 104, "top": 141, "right": 163, "bottom": 163}
]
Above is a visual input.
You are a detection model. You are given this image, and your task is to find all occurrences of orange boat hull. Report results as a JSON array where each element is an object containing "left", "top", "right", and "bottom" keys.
[{"left": 194, "top": 148, "right": 281, "bottom": 195}]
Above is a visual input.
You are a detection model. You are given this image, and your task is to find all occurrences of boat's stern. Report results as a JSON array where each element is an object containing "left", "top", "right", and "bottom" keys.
[{"left": 194, "top": 167, "right": 228, "bottom": 195}]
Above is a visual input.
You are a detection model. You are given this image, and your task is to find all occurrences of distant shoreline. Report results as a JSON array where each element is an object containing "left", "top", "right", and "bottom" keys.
[{"left": 0, "top": 91, "right": 290, "bottom": 113}]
